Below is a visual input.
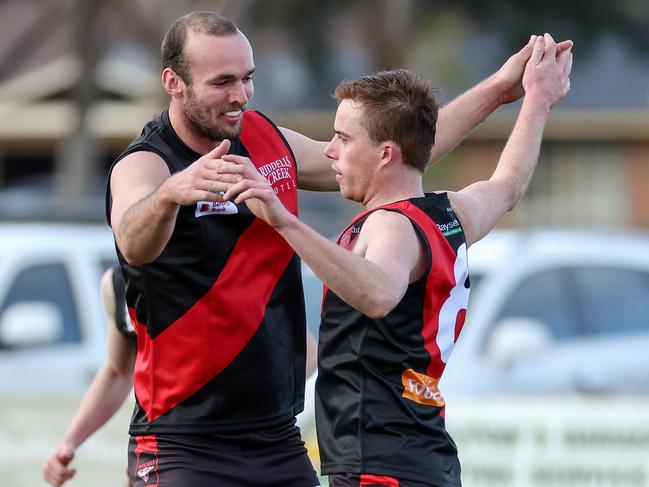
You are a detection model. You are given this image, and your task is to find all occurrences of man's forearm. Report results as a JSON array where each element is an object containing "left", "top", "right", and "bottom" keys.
[
  {"left": 277, "top": 216, "right": 400, "bottom": 318},
  {"left": 115, "top": 188, "right": 179, "bottom": 265},
  {"left": 429, "top": 76, "right": 503, "bottom": 165},
  {"left": 62, "top": 366, "right": 133, "bottom": 450},
  {"left": 429, "top": 37, "right": 540, "bottom": 165},
  {"left": 491, "top": 98, "right": 549, "bottom": 210}
]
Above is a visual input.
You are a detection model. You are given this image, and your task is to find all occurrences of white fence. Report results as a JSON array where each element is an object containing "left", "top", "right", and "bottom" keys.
[{"left": 447, "top": 397, "right": 649, "bottom": 487}]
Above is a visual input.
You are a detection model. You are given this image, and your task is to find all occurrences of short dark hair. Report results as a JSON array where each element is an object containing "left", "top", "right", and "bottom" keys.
[
  {"left": 334, "top": 69, "right": 439, "bottom": 171},
  {"left": 161, "top": 11, "right": 239, "bottom": 84}
]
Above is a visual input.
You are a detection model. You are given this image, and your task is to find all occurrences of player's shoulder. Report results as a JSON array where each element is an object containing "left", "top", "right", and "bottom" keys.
[
  {"left": 362, "top": 207, "right": 418, "bottom": 239},
  {"left": 118, "top": 149, "right": 166, "bottom": 165},
  {"left": 111, "top": 150, "right": 169, "bottom": 180}
]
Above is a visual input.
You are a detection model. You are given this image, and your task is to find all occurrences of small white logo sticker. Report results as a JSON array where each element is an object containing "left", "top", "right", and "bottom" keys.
[
  {"left": 195, "top": 200, "right": 238, "bottom": 217},
  {"left": 137, "top": 465, "right": 155, "bottom": 482}
]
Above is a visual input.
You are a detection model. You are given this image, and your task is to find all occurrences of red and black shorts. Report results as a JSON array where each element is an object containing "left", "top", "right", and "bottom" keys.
[
  {"left": 328, "top": 473, "right": 442, "bottom": 487},
  {"left": 128, "top": 421, "right": 319, "bottom": 486}
]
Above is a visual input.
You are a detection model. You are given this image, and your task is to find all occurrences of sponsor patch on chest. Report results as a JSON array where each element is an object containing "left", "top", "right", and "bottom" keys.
[
  {"left": 436, "top": 218, "right": 462, "bottom": 237},
  {"left": 195, "top": 200, "right": 238, "bottom": 217}
]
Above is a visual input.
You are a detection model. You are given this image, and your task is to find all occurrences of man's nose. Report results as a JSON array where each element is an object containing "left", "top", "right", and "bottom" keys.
[
  {"left": 323, "top": 139, "right": 337, "bottom": 160},
  {"left": 229, "top": 81, "right": 249, "bottom": 105}
]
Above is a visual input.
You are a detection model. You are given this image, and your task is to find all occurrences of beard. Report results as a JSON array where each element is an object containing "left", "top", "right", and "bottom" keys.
[{"left": 184, "top": 87, "right": 243, "bottom": 141}]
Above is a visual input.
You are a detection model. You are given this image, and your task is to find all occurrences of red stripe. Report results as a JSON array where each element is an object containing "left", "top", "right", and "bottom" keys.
[
  {"left": 243, "top": 111, "right": 298, "bottom": 214},
  {"left": 135, "top": 434, "right": 158, "bottom": 456},
  {"left": 360, "top": 473, "right": 400, "bottom": 486},
  {"left": 131, "top": 110, "right": 298, "bottom": 422}
]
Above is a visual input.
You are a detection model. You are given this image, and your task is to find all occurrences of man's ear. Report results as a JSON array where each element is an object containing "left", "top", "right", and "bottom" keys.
[
  {"left": 379, "top": 141, "right": 402, "bottom": 167},
  {"left": 162, "top": 68, "right": 185, "bottom": 98}
]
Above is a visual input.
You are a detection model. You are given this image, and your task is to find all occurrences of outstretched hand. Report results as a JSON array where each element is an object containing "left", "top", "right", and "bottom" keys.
[
  {"left": 522, "top": 33, "right": 572, "bottom": 109},
  {"left": 221, "top": 155, "right": 294, "bottom": 229},
  {"left": 493, "top": 34, "right": 573, "bottom": 105}
]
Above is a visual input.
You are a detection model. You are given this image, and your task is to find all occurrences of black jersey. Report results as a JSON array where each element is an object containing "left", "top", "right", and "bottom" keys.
[
  {"left": 106, "top": 110, "right": 306, "bottom": 435},
  {"left": 316, "top": 194, "right": 470, "bottom": 486},
  {"left": 110, "top": 265, "right": 136, "bottom": 345}
]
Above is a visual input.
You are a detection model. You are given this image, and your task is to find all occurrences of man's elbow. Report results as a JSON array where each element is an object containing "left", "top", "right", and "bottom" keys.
[
  {"left": 363, "top": 292, "right": 401, "bottom": 319},
  {"left": 508, "top": 184, "right": 527, "bottom": 211},
  {"left": 504, "top": 192, "right": 520, "bottom": 213},
  {"left": 121, "top": 251, "right": 156, "bottom": 266},
  {"left": 498, "top": 179, "right": 525, "bottom": 212},
  {"left": 116, "top": 239, "right": 157, "bottom": 266}
]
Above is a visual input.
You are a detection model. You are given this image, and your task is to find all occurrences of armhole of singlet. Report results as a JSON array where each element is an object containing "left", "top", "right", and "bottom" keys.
[
  {"left": 376, "top": 208, "right": 433, "bottom": 284},
  {"left": 106, "top": 145, "right": 171, "bottom": 226}
]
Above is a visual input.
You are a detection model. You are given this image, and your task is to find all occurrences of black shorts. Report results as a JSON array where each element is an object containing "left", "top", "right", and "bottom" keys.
[
  {"left": 128, "top": 421, "right": 319, "bottom": 487},
  {"left": 328, "top": 473, "right": 443, "bottom": 487}
]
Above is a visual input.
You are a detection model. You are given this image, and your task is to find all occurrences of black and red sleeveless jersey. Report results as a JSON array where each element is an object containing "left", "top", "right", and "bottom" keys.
[
  {"left": 316, "top": 193, "right": 470, "bottom": 486},
  {"left": 110, "top": 265, "right": 136, "bottom": 345},
  {"left": 105, "top": 110, "right": 306, "bottom": 434}
]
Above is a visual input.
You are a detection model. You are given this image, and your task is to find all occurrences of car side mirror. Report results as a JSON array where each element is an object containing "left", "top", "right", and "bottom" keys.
[
  {"left": 0, "top": 302, "right": 62, "bottom": 347},
  {"left": 485, "top": 317, "right": 552, "bottom": 370}
]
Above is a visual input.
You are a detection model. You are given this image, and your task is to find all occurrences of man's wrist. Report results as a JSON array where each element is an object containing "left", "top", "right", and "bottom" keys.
[
  {"left": 521, "top": 94, "right": 552, "bottom": 117},
  {"left": 155, "top": 178, "right": 179, "bottom": 211},
  {"left": 274, "top": 211, "right": 299, "bottom": 233},
  {"left": 479, "top": 73, "right": 510, "bottom": 109}
]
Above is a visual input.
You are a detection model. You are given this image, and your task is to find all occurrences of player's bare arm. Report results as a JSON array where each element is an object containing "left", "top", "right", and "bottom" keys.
[
  {"left": 429, "top": 35, "right": 572, "bottom": 167},
  {"left": 222, "top": 156, "right": 422, "bottom": 318},
  {"left": 102, "top": 270, "right": 136, "bottom": 378},
  {"left": 43, "top": 269, "right": 136, "bottom": 487},
  {"left": 280, "top": 127, "right": 335, "bottom": 190},
  {"left": 449, "top": 34, "right": 572, "bottom": 247},
  {"left": 111, "top": 140, "right": 241, "bottom": 264},
  {"left": 280, "top": 36, "right": 571, "bottom": 192}
]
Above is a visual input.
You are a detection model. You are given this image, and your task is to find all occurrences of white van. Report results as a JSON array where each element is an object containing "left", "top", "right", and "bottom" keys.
[{"left": 0, "top": 223, "right": 117, "bottom": 393}]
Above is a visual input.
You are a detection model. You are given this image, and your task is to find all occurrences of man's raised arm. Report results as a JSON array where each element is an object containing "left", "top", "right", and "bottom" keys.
[
  {"left": 429, "top": 35, "right": 572, "bottom": 166},
  {"left": 284, "top": 36, "right": 572, "bottom": 191},
  {"left": 448, "top": 34, "right": 573, "bottom": 247}
]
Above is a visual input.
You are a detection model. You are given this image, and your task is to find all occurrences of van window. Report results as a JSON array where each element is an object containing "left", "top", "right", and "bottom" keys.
[
  {"left": 0, "top": 264, "right": 81, "bottom": 346},
  {"left": 572, "top": 266, "right": 649, "bottom": 336},
  {"left": 495, "top": 268, "right": 580, "bottom": 339}
]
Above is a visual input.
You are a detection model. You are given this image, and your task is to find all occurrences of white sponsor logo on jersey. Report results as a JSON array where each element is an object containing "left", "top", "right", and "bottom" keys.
[{"left": 195, "top": 200, "right": 239, "bottom": 217}]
